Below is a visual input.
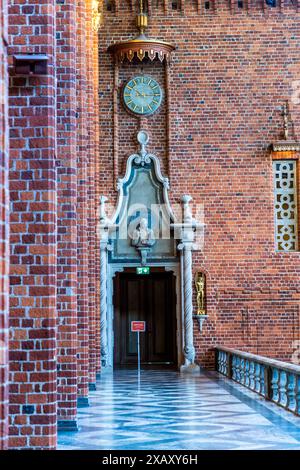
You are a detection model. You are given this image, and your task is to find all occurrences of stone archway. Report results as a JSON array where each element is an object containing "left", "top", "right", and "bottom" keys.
[{"left": 98, "top": 131, "right": 204, "bottom": 373}]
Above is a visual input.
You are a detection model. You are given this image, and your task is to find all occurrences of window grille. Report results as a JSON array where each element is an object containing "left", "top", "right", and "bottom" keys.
[{"left": 273, "top": 160, "right": 298, "bottom": 251}]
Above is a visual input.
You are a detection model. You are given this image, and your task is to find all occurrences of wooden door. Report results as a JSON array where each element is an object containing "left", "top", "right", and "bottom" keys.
[{"left": 113, "top": 271, "right": 176, "bottom": 367}]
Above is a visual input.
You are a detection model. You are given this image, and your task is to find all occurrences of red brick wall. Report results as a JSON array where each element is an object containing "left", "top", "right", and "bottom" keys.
[
  {"left": 3, "top": 0, "right": 101, "bottom": 448},
  {"left": 0, "top": 0, "right": 103, "bottom": 448},
  {"left": 86, "top": 0, "right": 98, "bottom": 388},
  {"left": 8, "top": 0, "right": 57, "bottom": 449},
  {"left": 99, "top": 3, "right": 300, "bottom": 368},
  {"left": 75, "top": 0, "right": 101, "bottom": 399},
  {"left": 76, "top": 0, "right": 90, "bottom": 404},
  {"left": 93, "top": 14, "right": 101, "bottom": 379},
  {"left": 0, "top": 0, "right": 9, "bottom": 451},
  {"left": 1, "top": 0, "right": 299, "bottom": 450},
  {"left": 56, "top": 0, "right": 78, "bottom": 427}
]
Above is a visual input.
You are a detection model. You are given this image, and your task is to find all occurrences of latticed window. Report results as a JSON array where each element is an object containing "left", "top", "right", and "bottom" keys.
[{"left": 273, "top": 160, "right": 298, "bottom": 251}]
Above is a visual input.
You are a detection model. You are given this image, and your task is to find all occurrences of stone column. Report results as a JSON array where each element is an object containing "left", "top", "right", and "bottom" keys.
[
  {"left": 99, "top": 196, "right": 112, "bottom": 371},
  {"left": 178, "top": 241, "right": 199, "bottom": 373},
  {"left": 100, "top": 238, "right": 109, "bottom": 368},
  {"left": 182, "top": 244, "right": 196, "bottom": 365},
  {"left": 178, "top": 195, "right": 200, "bottom": 373}
]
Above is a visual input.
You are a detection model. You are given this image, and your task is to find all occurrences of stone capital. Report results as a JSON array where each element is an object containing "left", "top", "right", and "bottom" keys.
[
  {"left": 100, "top": 237, "right": 112, "bottom": 252},
  {"left": 177, "top": 241, "right": 197, "bottom": 252}
]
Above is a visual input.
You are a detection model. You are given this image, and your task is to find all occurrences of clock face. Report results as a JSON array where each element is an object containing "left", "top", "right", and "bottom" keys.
[{"left": 123, "top": 76, "right": 163, "bottom": 116}]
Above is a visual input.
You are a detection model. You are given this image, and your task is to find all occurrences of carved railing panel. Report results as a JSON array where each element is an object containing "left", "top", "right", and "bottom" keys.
[{"left": 215, "top": 346, "right": 300, "bottom": 416}]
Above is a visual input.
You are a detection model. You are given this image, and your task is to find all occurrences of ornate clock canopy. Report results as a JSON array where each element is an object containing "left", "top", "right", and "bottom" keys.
[
  {"left": 107, "top": 0, "right": 176, "bottom": 189},
  {"left": 107, "top": 1, "right": 175, "bottom": 63}
]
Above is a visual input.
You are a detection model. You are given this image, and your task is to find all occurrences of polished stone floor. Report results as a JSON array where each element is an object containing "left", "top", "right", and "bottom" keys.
[{"left": 58, "top": 369, "right": 300, "bottom": 450}]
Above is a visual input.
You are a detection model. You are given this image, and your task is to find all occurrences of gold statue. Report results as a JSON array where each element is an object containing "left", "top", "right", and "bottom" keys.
[
  {"left": 283, "top": 100, "right": 289, "bottom": 140},
  {"left": 195, "top": 272, "right": 206, "bottom": 315}
]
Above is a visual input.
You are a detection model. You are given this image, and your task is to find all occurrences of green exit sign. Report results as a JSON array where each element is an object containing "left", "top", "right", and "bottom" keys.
[{"left": 136, "top": 267, "right": 150, "bottom": 275}]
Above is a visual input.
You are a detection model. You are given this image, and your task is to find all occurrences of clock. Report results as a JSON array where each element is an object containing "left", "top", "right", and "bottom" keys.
[{"left": 123, "top": 76, "right": 163, "bottom": 116}]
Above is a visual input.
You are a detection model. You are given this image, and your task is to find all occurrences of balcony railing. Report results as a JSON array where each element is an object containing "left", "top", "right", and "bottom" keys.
[{"left": 215, "top": 346, "right": 300, "bottom": 416}]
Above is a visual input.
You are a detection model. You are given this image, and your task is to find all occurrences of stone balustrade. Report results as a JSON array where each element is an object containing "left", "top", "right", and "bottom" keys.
[{"left": 215, "top": 346, "right": 300, "bottom": 416}]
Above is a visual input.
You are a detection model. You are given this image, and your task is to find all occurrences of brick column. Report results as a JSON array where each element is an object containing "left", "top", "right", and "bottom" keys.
[
  {"left": 8, "top": 0, "right": 57, "bottom": 449},
  {"left": 56, "top": 0, "right": 78, "bottom": 431},
  {"left": 86, "top": 0, "right": 97, "bottom": 391},
  {"left": 0, "top": 0, "right": 9, "bottom": 451},
  {"left": 93, "top": 8, "right": 101, "bottom": 378},
  {"left": 76, "top": 0, "right": 90, "bottom": 407}
]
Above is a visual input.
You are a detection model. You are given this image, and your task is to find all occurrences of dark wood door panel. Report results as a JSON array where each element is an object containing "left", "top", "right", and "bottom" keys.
[
  {"left": 123, "top": 278, "right": 146, "bottom": 364},
  {"left": 114, "top": 271, "right": 176, "bottom": 366},
  {"left": 147, "top": 275, "right": 175, "bottom": 363}
]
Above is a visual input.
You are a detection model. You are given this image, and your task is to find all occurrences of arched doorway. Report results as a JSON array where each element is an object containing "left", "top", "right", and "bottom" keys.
[
  {"left": 113, "top": 268, "right": 177, "bottom": 368},
  {"left": 99, "top": 131, "right": 203, "bottom": 373}
]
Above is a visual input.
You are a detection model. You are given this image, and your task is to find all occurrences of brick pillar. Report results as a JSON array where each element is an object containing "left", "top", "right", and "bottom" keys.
[
  {"left": 86, "top": 0, "right": 97, "bottom": 390},
  {"left": 8, "top": 0, "right": 57, "bottom": 449},
  {"left": 76, "top": 0, "right": 90, "bottom": 407},
  {"left": 93, "top": 7, "right": 101, "bottom": 378},
  {"left": 56, "top": 1, "right": 78, "bottom": 431},
  {"left": 0, "top": 0, "right": 9, "bottom": 451}
]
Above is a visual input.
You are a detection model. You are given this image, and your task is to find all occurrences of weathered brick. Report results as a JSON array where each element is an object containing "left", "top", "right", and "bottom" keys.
[
  {"left": 1, "top": 0, "right": 298, "bottom": 453},
  {"left": 100, "top": 3, "right": 300, "bottom": 370},
  {"left": 7, "top": 0, "right": 58, "bottom": 451},
  {"left": 0, "top": 6, "right": 9, "bottom": 434}
]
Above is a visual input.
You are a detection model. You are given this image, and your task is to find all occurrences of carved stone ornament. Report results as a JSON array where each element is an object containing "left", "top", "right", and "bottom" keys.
[
  {"left": 115, "top": 130, "right": 171, "bottom": 204},
  {"left": 132, "top": 131, "right": 152, "bottom": 166},
  {"left": 131, "top": 217, "right": 156, "bottom": 265},
  {"left": 272, "top": 101, "right": 300, "bottom": 152},
  {"left": 99, "top": 130, "right": 174, "bottom": 258},
  {"left": 99, "top": 132, "right": 205, "bottom": 373},
  {"left": 272, "top": 142, "right": 300, "bottom": 152}
]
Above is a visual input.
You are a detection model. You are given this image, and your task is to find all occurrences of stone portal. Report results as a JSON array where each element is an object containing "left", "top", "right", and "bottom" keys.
[{"left": 99, "top": 131, "right": 204, "bottom": 372}]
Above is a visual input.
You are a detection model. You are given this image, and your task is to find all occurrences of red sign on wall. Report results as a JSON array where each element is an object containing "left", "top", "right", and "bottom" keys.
[{"left": 131, "top": 321, "right": 146, "bottom": 332}]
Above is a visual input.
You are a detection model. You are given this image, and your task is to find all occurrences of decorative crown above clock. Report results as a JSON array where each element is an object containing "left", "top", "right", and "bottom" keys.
[{"left": 107, "top": 1, "right": 175, "bottom": 63}]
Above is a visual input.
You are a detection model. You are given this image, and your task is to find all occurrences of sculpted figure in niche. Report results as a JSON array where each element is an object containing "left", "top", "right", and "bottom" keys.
[{"left": 132, "top": 217, "right": 156, "bottom": 249}]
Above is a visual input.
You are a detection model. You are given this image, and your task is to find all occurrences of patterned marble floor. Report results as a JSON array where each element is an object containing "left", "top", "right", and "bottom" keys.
[{"left": 58, "top": 369, "right": 300, "bottom": 450}]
